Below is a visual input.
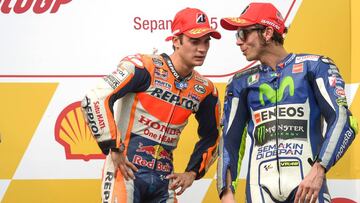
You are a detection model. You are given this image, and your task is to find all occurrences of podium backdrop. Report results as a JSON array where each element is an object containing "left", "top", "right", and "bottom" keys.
[{"left": 1, "top": 0, "right": 359, "bottom": 202}]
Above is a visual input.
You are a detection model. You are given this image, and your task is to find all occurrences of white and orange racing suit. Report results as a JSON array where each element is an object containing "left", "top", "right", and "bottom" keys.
[{"left": 82, "top": 53, "right": 220, "bottom": 203}]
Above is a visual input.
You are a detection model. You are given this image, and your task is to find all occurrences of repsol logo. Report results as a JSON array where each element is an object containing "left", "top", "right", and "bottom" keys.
[
  {"left": 150, "top": 87, "right": 199, "bottom": 111},
  {"left": 103, "top": 171, "right": 114, "bottom": 203},
  {"left": 82, "top": 97, "right": 101, "bottom": 138},
  {"left": 259, "top": 106, "right": 304, "bottom": 121},
  {"left": 1, "top": 0, "right": 71, "bottom": 14}
]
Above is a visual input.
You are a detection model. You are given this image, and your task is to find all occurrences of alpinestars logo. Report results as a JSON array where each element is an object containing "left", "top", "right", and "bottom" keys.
[{"left": 259, "top": 76, "right": 294, "bottom": 106}]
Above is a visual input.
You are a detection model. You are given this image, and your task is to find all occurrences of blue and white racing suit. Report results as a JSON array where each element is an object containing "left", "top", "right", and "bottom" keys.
[{"left": 217, "top": 53, "right": 358, "bottom": 203}]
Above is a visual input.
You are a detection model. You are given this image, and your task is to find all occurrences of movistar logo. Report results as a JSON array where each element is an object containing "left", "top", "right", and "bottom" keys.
[{"left": 259, "top": 76, "right": 294, "bottom": 106}]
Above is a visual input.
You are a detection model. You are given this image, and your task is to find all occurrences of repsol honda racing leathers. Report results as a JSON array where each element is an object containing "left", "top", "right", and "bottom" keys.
[
  {"left": 217, "top": 53, "right": 358, "bottom": 203},
  {"left": 82, "top": 53, "right": 220, "bottom": 203}
]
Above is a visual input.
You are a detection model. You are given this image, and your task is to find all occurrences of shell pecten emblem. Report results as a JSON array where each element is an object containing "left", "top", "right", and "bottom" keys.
[{"left": 55, "top": 101, "right": 105, "bottom": 161}]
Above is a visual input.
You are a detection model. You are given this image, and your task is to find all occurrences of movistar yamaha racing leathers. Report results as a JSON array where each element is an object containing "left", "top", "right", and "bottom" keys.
[{"left": 217, "top": 53, "right": 358, "bottom": 202}]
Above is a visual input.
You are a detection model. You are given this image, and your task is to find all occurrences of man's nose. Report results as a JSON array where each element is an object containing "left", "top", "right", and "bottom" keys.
[{"left": 236, "top": 37, "right": 244, "bottom": 46}]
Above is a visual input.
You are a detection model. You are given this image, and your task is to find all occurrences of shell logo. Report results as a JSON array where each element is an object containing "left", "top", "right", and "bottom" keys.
[{"left": 55, "top": 101, "right": 105, "bottom": 161}]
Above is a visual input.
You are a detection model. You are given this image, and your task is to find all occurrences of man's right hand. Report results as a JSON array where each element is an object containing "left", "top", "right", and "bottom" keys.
[
  {"left": 221, "top": 188, "right": 236, "bottom": 203},
  {"left": 111, "top": 150, "right": 138, "bottom": 180}
]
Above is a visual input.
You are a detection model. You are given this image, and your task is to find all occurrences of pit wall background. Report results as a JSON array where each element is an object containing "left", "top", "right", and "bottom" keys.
[{"left": 0, "top": 0, "right": 359, "bottom": 202}]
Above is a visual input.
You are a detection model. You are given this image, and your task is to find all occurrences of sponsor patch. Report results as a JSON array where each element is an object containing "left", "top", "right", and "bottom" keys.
[
  {"left": 194, "top": 84, "right": 206, "bottom": 94},
  {"left": 123, "top": 54, "right": 143, "bottom": 67},
  {"left": 292, "top": 63, "right": 304, "bottom": 73},
  {"left": 336, "top": 97, "right": 348, "bottom": 106},
  {"left": 113, "top": 68, "right": 129, "bottom": 82},
  {"left": 196, "top": 13, "right": 207, "bottom": 24},
  {"left": 150, "top": 88, "right": 199, "bottom": 111},
  {"left": 152, "top": 57, "right": 164, "bottom": 67},
  {"left": 175, "top": 80, "right": 188, "bottom": 90},
  {"left": 328, "top": 65, "right": 340, "bottom": 75},
  {"left": 321, "top": 57, "right": 335, "bottom": 64},
  {"left": 188, "top": 92, "right": 200, "bottom": 102},
  {"left": 256, "top": 143, "right": 304, "bottom": 160},
  {"left": 254, "top": 113, "right": 261, "bottom": 124},
  {"left": 154, "top": 79, "right": 172, "bottom": 90},
  {"left": 104, "top": 68, "right": 129, "bottom": 89},
  {"left": 328, "top": 76, "right": 337, "bottom": 87},
  {"left": 264, "top": 164, "right": 273, "bottom": 171},
  {"left": 194, "top": 75, "right": 209, "bottom": 86},
  {"left": 247, "top": 73, "right": 259, "bottom": 85},
  {"left": 335, "top": 129, "right": 354, "bottom": 161},
  {"left": 280, "top": 161, "right": 299, "bottom": 167},
  {"left": 154, "top": 67, "right": 168, "bottom": 80},
  {"left": 295, "top": 55, "right": 319, "bottom": 63},
  {"left": 334, "top": 86, "right": 346, "bottom": 97}
]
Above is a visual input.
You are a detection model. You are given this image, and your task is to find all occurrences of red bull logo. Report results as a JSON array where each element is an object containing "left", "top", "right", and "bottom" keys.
[
  {"left": 136, "top": 142, "right": 172, "bottom": 161},
  {"left": 154, "top": 67, "right": 168, "bottom": 79},
  {"left": 54, "top": 101, "right": 105, "bottom": 161}
]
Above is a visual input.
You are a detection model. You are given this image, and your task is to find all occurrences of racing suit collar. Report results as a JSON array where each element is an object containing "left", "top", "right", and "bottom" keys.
[
  {"left": 259, "top": 53, "right": 295, "bottom": 72},
  {"left": 278, "top": 53, "right": 295, "bottom": 68},
  {"left": 161, "top": 53, "right": 193, "bottom": 81}
]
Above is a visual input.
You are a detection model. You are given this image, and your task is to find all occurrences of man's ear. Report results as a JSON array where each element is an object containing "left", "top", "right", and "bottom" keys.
[
  {"left": 172, "top": 36, "right": 180, "bottom": 49},
  {"left": 263, "top": 27, "right": 274, "bottom": 43}
]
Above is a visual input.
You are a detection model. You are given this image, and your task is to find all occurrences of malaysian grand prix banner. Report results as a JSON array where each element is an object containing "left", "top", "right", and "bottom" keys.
[{"left": 0, "top": 0, "right": 359, "bottom": 202}]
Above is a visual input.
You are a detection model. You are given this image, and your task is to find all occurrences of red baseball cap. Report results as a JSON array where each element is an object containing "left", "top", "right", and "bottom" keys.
[
  {"left": 221, "top": 2, "right": 286, "bottom": 34},
  {"left": 165, "top": 7, "right": 221, "bottom": 41}
]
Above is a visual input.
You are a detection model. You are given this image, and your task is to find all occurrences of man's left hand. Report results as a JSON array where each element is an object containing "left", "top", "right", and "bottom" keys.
[
  {"left": 167, "top": 171, "right": 196, "bottom": 195},
  {"left": 294, "top": 162, "right": 325, "bottom": 203}
]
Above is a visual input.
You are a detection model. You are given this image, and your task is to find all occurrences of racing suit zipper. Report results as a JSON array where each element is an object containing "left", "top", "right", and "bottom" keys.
[
  {"left": 156, "top": 89, "right": 180, "bottom": 179},
  {"left": 156, "top": 53, "right": 183, "bottom": 175},
  {"left": 274, "top": 72, "right": 282, "bottom": 196}
]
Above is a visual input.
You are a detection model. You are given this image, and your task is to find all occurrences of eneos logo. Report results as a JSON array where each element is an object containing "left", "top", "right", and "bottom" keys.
[
  {"left": 1, "top": 0, "right": 71, "bottom": 14},
  {"left": 55, "top": 101, "right": 105, "bottom": 161}
]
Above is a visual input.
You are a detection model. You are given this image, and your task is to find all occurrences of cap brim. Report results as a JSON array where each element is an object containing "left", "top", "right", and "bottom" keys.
[
  {"left": 220, "top": 17, "right": 255, "bottom": 30},
  {"left": 184, "top": 27, "right": 221, "bottom": 39},
  {"left": 165, "top": 36, "right": 173, "bottom": 41}
]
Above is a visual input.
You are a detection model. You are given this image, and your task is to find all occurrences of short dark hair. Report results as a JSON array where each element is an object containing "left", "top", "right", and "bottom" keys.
[{"left": 172, "top": 34, "right": 184, "bottom": 50}]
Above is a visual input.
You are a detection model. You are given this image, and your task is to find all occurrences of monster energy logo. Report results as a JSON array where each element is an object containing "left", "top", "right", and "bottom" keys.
[
  {"left": 255, "top": 120, "right": 307, "bottom": 146},
  {"left": 257, "top": 125, "right": 266, "bottom": 145},
  {"left": 259, "top": 76, "right": 294, "bottom": 106}
]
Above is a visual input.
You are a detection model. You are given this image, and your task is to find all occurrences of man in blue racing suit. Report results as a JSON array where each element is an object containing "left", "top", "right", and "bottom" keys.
[{"left": 217, "top": 2, "right": 358, "bottom": 203}]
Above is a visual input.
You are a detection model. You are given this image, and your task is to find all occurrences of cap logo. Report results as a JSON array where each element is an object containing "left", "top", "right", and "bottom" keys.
[
  {"left": 260, "top": 19, "right": 280, "bottom": 30},
  {"left": 196, "top": 13, "right": 206, "bottom": 24},
  {"left": 188, "top": 28, "right": 209, "bottom": 35},
  {"left": 229, "top": 17, "right": 248, "bottom": 24}
]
